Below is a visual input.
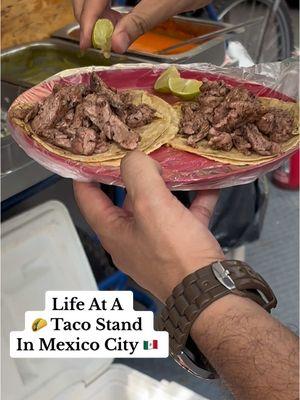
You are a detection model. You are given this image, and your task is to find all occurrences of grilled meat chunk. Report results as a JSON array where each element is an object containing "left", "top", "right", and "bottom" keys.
[
  {"left": 71, "top": 127, "right": 97, "bottom": 156},
  {"left": 180, "top": 103, "right": 210, "bottom": 140},
  {"left": 40, "top": 128, "right": 72, "bottom": 150},
  {"left": 257, "top": 108, "right": 294, "bottom": 143},
  {"left": 200, "top": 80, "right": 230, "bottom": 97},
  {"left": 94, "top": 130, "right": 109, "bottom": 154},
  {"left": 187, "top": 129, "right": 209, "bottom": 147},
  {"left": 123, "top": 104, "right": 156, "bottom": 128},
  {"left": 30, "top": 84, "right": 87, "bottom": 133},
  {"left": 81, "top": 94, "right": 112, "bottom": 129},
  {"left": 55, "top": 110, "right": 75, "bottom": 131},
  {"left": 244, "top": 124, "right": 280, "bottom": 156},
  {"left": 53, "top": 83, "right": 87, "bottom": 107},
  {"left": 10, "top": 103, "right": 39, "bottom": 122},
  {"left": 214, "top": 87, "right": 261, "bottom": 131},
  {"left": 31, "top": 92, "right": 69, "bottom": 133},
  {"left": 197, "top": 80, "right": 231, "bottom": 119},
  {"left": 90, "top": 72, "right": 123, "bottom": 109},
  {"left": 231, "top": 128, "right": 252, "bottom": 155},
  {"left": 102, "top": 114, "right": 139, "bottom": 150},
  {"left": 208, "top": 127, "right": 233, "bottom": 151}
]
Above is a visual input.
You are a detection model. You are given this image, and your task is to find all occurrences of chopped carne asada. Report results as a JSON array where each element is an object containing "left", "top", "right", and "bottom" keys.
[
  {"left": 13, "top": 72, "right": 156, "bottom": 155},
  {"left": 179, "top": 79, "right": 295, "bottom": 156}
]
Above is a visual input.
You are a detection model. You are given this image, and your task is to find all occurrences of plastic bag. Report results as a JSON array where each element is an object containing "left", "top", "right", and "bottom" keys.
[
  {"left": 8, "top": 59, "right": 299, "bottom": 190},
  {"left": 210, "top": 178, "right": 268, "bottom": 249}
]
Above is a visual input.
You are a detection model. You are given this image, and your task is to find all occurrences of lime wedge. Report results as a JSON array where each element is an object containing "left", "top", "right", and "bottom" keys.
[
  {"left": 154, "top": 66, "right": 180, "bottom": 93},
  {"left": 169, "top": 77, "right": 202, "bottom": 100},
  {"left": 92, "top": 19, "right": 114, "bottom": 59}
]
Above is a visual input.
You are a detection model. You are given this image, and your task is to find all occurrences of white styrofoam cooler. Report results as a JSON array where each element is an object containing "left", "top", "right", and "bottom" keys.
[{"left": 2, "top": 200, "right": 208, "bottom": 400}]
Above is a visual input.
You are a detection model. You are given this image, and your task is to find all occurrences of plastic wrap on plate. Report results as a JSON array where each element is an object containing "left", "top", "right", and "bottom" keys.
[{"left": 8, "top": 59, "right": 299, "bottom": 190}]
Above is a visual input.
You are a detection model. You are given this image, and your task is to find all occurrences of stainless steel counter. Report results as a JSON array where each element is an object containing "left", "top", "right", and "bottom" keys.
[{"left": 1, "top": 81, "right": 53, "bottom": 201}]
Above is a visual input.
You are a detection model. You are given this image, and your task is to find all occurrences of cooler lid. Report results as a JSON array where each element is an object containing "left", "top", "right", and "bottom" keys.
[{"left": 2, "top": 200, "right": 113, "bottom": 400}]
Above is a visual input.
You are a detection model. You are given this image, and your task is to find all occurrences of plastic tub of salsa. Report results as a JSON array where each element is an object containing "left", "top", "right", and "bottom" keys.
[{"left": 52, "top": 7, "right": 235, "bottom": 65}]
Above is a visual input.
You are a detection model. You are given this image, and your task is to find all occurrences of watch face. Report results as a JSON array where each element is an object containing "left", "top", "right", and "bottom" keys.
[{"left": 173, "top": 350, "right": 217, "bottom": 380}]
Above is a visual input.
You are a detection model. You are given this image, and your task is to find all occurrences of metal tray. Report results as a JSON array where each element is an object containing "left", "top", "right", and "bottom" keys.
[
  {"left": 1, "top": 38, "right": 142, "bottom": 200},
  {"left": 52, "top": 11, "right": 236, "bottom": 65},
  {"left": 1, "top": 38, "right": 144, "bottom": 88},
  {"left": 1, "top": 81, "right": 53, "bottom": 201}
]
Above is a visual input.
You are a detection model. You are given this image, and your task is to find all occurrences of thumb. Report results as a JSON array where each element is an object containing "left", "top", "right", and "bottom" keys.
[
  {"left": 112, "top": 0, "right": 180, "bottom": 53},
  {"left": 112, "top": 11, "right": 151, "bottom": 53},
  {"left": 111, "top": 0, "right": 212, "bottom": 53},
  {"left": 189, "top": 190, "right": 219, "bottom": 227}
]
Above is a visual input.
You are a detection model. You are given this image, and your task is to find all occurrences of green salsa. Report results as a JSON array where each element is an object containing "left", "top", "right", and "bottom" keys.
[{"left": 2, "top": 44, "right": 134, "bottom": 86}]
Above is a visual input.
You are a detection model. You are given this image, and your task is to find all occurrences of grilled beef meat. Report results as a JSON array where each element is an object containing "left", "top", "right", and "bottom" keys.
[
  {"left": 30, "top": 84, "right": 87, "bottom": 133},
  {"left": 81, "top": 94, "right": 112, "bottom": 130},
  {"left": 14, "top": 74, "right": 156, "bottom": 156},
  {"left": 197, "top": 80, "right": 230, "bottom": 119},
  {"left": 91, "top": 73, "right": 155, "bottom": 128},
  {"left": 208, "top": 128, "right": 233, "bottom": 151},
  {"left": 40, "top": 128, "right": 72, "bottom": 150},
  {"left": 71, "top": 127, "right": 97, "bottom": 156},
  {"left": 123, "top": 104, "right": 156, "bottom": 128},
  {"left": 10, "top": 103, "right": 40, "bottom": 123},
  {"left": 180, "top": 103, "right": 210, "bottom": 146},
  {"left": 80, "top": 93, "right": 140, "bottom": 149},
  {"left": 213, "top": 87, "right": 261, "bottom": 131},
  {"left": 91, "top": 72, "right": 124, "bottom": 110},
  {"left": 244, "top": 124, "right": 281, "bottom": 156},
  {"left": 31, "top": 91, "right": 69, "bottom": 133},
  {"left": 231, "top": 128, "right": 252, "bottom": 155},
  {"left": 257, "top": 108, "right": 294, "bottom": 143},
  {"left": 94, "top": 130, "right": 109, "bottom": 154},
  {"left": 179, "top": 79, "right": 294, "bottom": 156},
  {"left": 103, "top": 114, "right": 139, "bottom": 150}
]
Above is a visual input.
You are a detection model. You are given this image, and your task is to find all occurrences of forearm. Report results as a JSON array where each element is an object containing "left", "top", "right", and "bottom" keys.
[{"left": 191, "top": 295, "right": 299, "bottom": 400}]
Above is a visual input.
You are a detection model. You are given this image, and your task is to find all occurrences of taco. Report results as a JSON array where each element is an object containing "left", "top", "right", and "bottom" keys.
[
  {"left": 169, "top": 80, "right": 299, "bottom": 166},
  {"left": 9, "top": 72, "right": 178, "bottom": 166}
]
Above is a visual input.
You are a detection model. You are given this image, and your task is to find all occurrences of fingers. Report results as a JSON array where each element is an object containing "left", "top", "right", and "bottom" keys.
[
  {"left": 76, "top": 0, "right": 211, "bottom": 53},
  {"left": 189, "top": 190, "right": 219, "bottom": 227},
  {"left": 123, "top": 194, "right": 133, "bottom": 214},
  {"left": 112, "top": 0, "right": 211, "bottom": 53},
  {"left": 112, "top": 0, "right": 177, "bottom": 53},
  {"left": 73, "top": 0, "right": 85, "bottom": 22},
  {"left": 79, "top": 0, "right": 108, "bottom": 49},
  {"left": 120, "top": 151, "right": 171, "bottom": 209},
  {"left": 73, "top": 181, "right": 126, "bottom": 237}
]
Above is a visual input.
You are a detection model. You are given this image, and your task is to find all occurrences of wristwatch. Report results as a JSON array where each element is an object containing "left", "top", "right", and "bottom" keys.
[{"left": 159, "top": 260, "right": 277, "bottom": 379}]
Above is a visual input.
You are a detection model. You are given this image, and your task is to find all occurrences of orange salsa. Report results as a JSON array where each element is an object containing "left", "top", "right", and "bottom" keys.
[
  {"left": 129, "top": 32, "right": 197, "bottom": 54},
  {"left": 127, "top": 18, "right": 220, "bottom": 55}
]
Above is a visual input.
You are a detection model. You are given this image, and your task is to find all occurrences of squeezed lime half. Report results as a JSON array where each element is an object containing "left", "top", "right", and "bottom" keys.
[{"left": 92, "top": 19, "right": 114, "bottom": 59}]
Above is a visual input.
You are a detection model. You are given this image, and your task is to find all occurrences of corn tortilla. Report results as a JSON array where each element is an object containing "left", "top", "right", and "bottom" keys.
[
  {"left": 170, "top": 97, "right": 299, "bottom": 166},
  {"left": 12, "top": 90, "right": 179, "bottom": 164}
]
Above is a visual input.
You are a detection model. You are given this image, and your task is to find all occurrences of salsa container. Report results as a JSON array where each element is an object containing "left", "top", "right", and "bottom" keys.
[
  {"left": 1, "top": 39, "right": 143, "bottom": 88},
  {"left": 52, "top": 8, "right": 239, "bottom": 65}
]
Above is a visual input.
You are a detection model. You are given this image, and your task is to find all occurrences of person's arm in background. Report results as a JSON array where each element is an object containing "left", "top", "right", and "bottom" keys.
[
  {"left": 72, "top": 0, "right": 211, "bottom": 52},
  {"left": 74, "top": 151, "right": 299, "bottom": 400}
]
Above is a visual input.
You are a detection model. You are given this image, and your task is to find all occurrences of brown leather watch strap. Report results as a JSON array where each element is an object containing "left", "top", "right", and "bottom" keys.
[{"left": 160, "top": 260, "right": 277, "bottom": 357}]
